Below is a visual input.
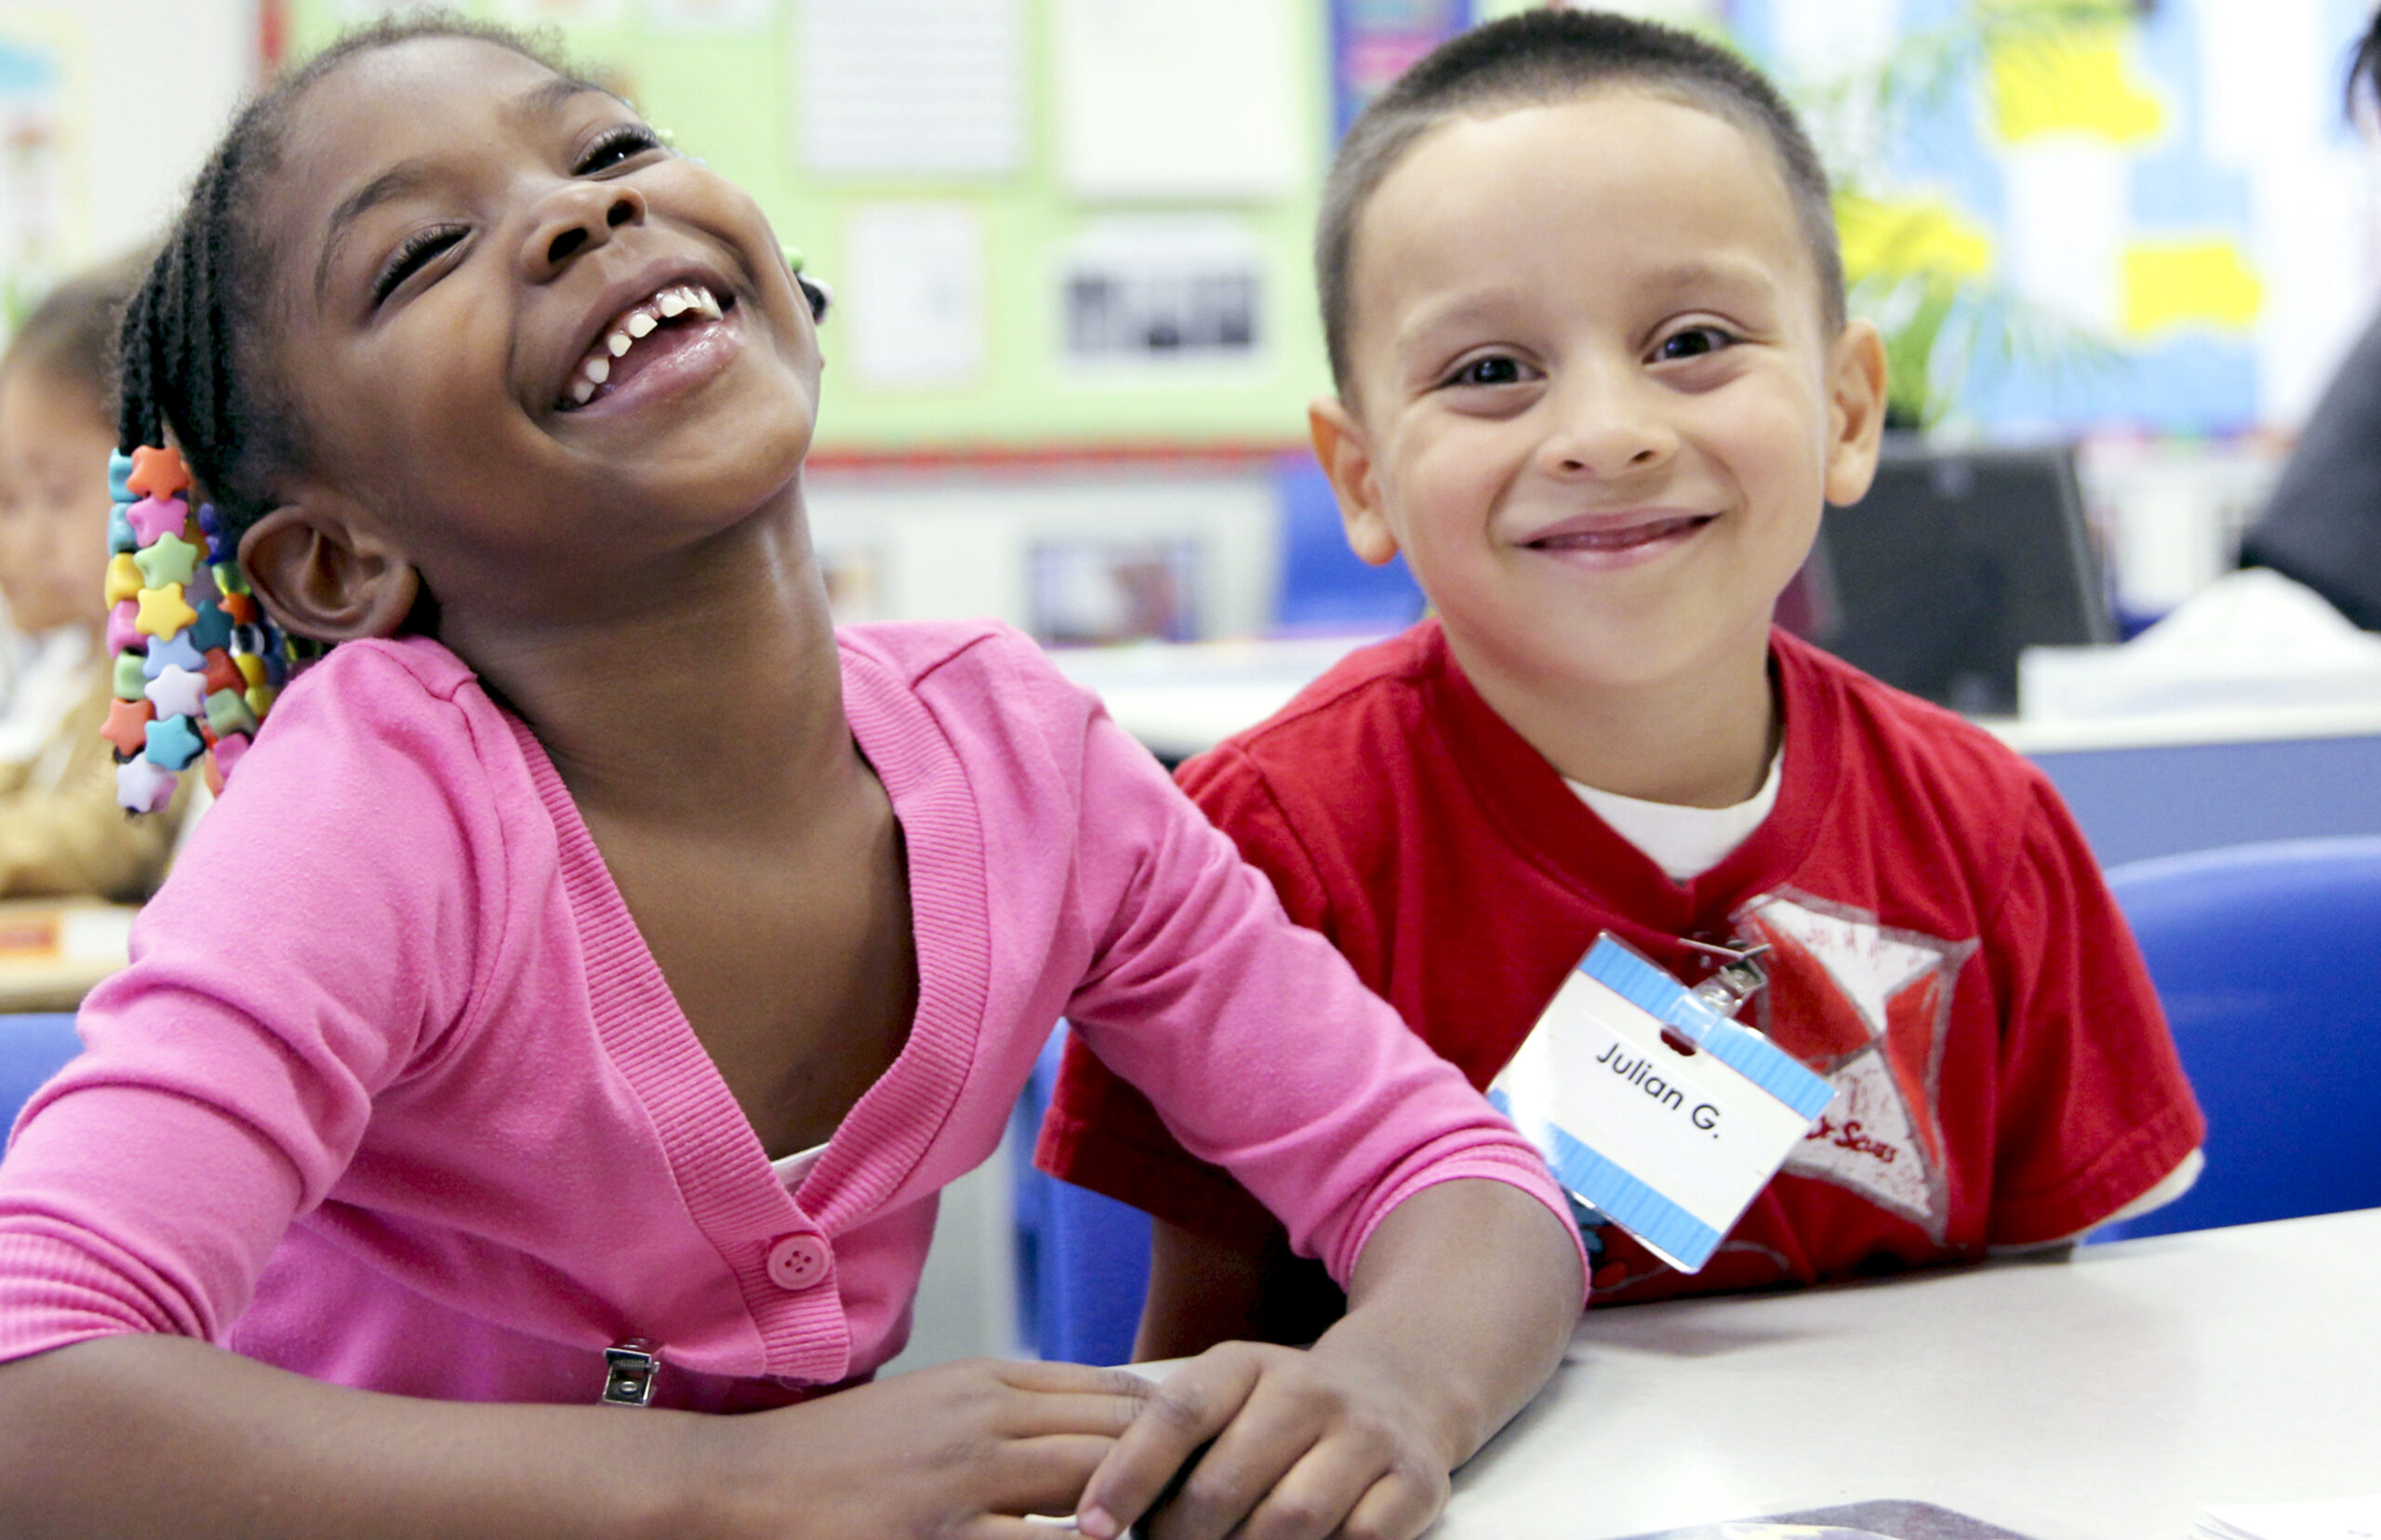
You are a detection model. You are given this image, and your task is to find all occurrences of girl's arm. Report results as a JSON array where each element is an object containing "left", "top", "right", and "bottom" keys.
[
  {"left": 1078, "top": 1176, "right": 1582, "bottom": 1540},
  {"left": 1133, "top": 1218, "right": 1341, "bottom": 1363},
  {"left": 0, "top": 1334, "right": 1152, "bottom": 1540}
]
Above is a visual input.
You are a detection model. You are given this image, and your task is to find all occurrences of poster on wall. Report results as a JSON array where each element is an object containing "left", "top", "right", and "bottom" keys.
[
  {"left": 1058, "top": 217, "right": 1265, "bottom": 371},
  {"left": 843, "top": 201, "right": 988, "bottom": 391},
  {"left": 1054, "top": 0, "right": 1301, "bottom": 199},
  {"left": 644, "top": 0, "right": 769, "bottom": 33},
  {"left": 1028, "top": 538, "right": 1202, "bottom": 646},
  {"left": 486, "top": 0, "right": 632, "bottom": 25},
  {"left": 0, "top": 7, "right": 86, "bottom": 337},
  {"left": 795, "top": 0, "right": 1024, "bottom": 178},
  {"left": 1330, "top": 0, "right": 1472, "bottom": 138},
  {"left": 1735, "top": 0, "right": 2372, "bottom": 436}
]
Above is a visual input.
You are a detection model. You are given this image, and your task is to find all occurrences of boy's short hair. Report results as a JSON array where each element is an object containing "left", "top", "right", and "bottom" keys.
[
  {"left": 2, "top": 249, "right": 152, "bottom": 406},
  {"left": 1317, "top": 8, "right": 1846, "bottom": 392}
]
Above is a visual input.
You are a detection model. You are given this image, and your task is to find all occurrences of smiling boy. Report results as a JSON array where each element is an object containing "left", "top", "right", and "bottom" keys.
[{"left": 1039, "top": 10, "right": 2204, "bottom": 1348}]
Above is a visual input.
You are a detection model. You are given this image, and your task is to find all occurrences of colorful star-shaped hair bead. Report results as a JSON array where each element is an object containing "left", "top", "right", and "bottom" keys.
[
  {"left": 125, "top": 444, "right": 192, "bottom": 500},
  {"left": 100, "top": 443, "right": 309, "bottom": 811}
]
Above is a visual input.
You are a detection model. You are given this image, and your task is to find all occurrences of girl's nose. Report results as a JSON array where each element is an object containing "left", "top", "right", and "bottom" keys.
[
  {"left": 520, "top": 183, "right": 646, "bottom": 281},
  {"left": 1537, "top": 371, "right": 1678, "bottom": 480}
]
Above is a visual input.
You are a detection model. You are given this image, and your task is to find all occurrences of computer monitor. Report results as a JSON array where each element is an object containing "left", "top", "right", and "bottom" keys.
[{"left": 1784, "top": 442, "right": 2114, "bottom": 717}]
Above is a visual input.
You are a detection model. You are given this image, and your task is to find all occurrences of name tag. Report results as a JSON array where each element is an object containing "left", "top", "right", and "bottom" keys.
[{"left": 1489, "top": 935, "right": 1833, "bottom": 1273}]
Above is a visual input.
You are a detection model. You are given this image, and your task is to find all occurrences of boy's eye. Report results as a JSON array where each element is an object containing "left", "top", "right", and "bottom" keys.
[
  {"left": 1656, "top": 325, "right": 1736, "bottom": 361},
  {"left": 371, "top": 226, "right": 466, "bottom": 306},
  {"left": 1445, "top": 355, "right": 1528, "bottom": 388},
  {"left": 576, "top": 125, "right": 663, "bottom": 176}
]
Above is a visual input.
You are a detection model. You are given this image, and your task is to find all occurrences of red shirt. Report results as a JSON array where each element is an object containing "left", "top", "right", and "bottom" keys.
[{"left": 1037, "top": 622, "right": 2203, "bottom": 1302}]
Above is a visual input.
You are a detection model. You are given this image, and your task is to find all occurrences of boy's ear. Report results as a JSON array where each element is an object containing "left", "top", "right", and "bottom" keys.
[
  {"left": 1309, "top": 395, "right": 1400, "bottom": 566},
  {"left": 238, "top": 490, "right": 421, "bottom": 644},
  {"left": 1822, "top": 317, "right": 1890, "bottom": 508}
]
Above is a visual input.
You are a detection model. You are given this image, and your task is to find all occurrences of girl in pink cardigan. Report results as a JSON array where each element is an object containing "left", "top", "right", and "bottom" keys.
[{"left": 0, "top": 17, "right": 1583, "bottom": 1540}]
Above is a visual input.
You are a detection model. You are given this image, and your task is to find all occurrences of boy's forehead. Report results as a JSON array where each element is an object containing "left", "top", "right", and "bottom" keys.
[{"left": 1346, "top": 91, "right": 1818, "bottom": 349}]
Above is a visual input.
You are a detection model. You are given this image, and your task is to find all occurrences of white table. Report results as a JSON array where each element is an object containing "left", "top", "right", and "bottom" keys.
[{"left": 1438, "top": 1209, "right": 2381, "bottom": 1540}]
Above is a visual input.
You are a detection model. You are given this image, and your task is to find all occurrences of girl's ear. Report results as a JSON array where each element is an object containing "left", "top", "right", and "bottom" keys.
[
  {"left": 238, "top": 495, "right": 421, "bottom": 644},
  {"left": 1310, "top": 395, "right": 1400, "bottom": 566}
]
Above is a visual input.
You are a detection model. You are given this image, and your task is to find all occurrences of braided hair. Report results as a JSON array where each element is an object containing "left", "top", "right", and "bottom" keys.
[
  {"left": 97, "top": 14, "right": 581, "bottom": 813},
  {"left": 113, "top": 12, "right": 576, "bottom": 552}
]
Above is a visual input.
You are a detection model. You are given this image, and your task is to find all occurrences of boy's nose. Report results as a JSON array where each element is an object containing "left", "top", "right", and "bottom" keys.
[
  {"left": 520, "top": 183, "right": 647, "bottom": 281},
  {"left": 1537, "top": 375, "right": 1678, "bottom": 480}
]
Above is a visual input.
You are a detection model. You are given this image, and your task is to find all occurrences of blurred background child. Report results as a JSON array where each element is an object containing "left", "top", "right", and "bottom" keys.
[{"left": 0, "top": 252, "right": 188, "bottom": 899}]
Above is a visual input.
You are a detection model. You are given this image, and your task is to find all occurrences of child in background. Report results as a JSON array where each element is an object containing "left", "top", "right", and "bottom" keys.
[
  {"left": 1041, "top": 10, "right": 2204, "bottom": 1354},
  {"left": 0, "top": 19, "right": 1586, "bottom": 1540},
  {"left": 0, "top": 254, "right": 188, "bottom": 898}
]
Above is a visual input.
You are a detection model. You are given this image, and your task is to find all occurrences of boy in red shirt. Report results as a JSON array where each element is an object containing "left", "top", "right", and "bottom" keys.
[{"left": 1039, "top": 10, "right": 2203, "bottom": 1353}]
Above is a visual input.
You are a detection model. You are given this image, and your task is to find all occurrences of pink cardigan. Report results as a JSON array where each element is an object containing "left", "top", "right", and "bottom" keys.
[{"left": 0, "top": 624, "right": 1572, "bottom": 1410}]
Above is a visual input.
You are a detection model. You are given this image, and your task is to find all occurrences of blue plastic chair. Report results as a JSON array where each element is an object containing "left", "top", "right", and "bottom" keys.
[
  {"left": 2091, "top": 836, "right": 2381, "bottom": 1241},
  {"left": 0, "top": 1013, "right": 82, "bottom": 1134},
  {"left": 1010, "top": 1026, "right": 1151, "bottom": 1365},
  {"left": 1269, "top": 455, "right": 1425, "bottom": 636}
]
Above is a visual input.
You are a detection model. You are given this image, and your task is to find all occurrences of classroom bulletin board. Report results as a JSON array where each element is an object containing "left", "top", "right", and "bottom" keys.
[{"left": 287, "top": 0, "right": 1378, "bottom": 458}]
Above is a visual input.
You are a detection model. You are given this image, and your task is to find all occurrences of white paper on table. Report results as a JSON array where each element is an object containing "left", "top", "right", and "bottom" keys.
[
  {"left": 796, "top": 0, "right": 1024, "bottom": 178},
  {"left": 2019, "top": 569, "right": 2381, "bottom": 719},
  {"left": 2194, "top": 1493, "right": 2381, "bottom": 1540},
  {"left": 842, "top": 202, "right": 989, "bottom": 391},
  {"left": 1053, "top": 0, "right": 1302, "bottom": 199}
]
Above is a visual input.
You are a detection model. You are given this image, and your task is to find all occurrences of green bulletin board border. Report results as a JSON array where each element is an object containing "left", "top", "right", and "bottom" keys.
[{"left": 286, "top": 0, "right": 1336, "bottom": 457}]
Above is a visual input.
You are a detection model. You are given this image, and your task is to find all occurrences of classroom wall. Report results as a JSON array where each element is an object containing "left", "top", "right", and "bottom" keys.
[{"left": 0, "top": 0, "right": 254, "bottom": 331}]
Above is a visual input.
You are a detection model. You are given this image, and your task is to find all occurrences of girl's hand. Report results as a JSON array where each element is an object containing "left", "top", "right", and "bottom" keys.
[
  {"left": 725, "top": 1358, "right": 1156, "bottom": 1540},
  {"left": 1071, "top": 1338, "right": 1457, "bottom": 1540}
]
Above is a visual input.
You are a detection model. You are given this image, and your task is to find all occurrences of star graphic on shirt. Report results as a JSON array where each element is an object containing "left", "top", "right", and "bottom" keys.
[{"left": 1731, "top": 889, "right": 1978, "bottom": 1242}]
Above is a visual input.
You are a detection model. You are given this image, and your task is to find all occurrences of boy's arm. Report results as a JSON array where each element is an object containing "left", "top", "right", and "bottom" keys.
[
  {"left": 1984, "top": 772, "right": 2206, "bottom": 1246},
  {"left": 1082, "top": 1177, "right": 1583, "bottom": 1540}
]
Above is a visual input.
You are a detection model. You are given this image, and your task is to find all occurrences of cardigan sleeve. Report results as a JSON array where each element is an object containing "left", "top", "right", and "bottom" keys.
[
  {"left": 0, "top": 650, "right": 507, "bottom": 1363},
  {"left": 1055, "top": 707, "right": 1578, "bottom": 1291},
  {"left": 1037, "top": 742, "right": 1337, "bottom": 1248}
]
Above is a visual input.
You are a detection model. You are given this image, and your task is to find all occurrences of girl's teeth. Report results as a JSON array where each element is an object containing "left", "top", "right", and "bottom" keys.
[
  {"left": 585, "top": 356, "right": 610, "bottom": 385},
  {"left": 658, "top": 289, "right": 689, "bottom": 318},
  {"left": 569, "top": 378, "right": 595, "bottom": 405},
  {"left": 606, "top": 331, "right": 632, "bottom": 357},
  {"left": 693, "top": 288, "right": 722, "bottom": 320},
  {"left": 627, "top": 312, "right": 658, "bottom": 339}
]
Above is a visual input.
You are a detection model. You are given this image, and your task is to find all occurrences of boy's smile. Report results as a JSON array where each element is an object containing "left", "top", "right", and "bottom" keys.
[
  {"left": 1313, "top": 90, "right": 1884, "bottom": 797},
  {"left": 257, "top": 38, "right": 823, "bottom": 632}
]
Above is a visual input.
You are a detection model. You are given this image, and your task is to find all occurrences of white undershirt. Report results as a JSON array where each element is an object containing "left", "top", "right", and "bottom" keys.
[
  {"left": 1565, "top": 740, "right": 1786, "bottom": 883},
  {"left": 769, "top": 1142, "right": 830, "bottom": 1192}
]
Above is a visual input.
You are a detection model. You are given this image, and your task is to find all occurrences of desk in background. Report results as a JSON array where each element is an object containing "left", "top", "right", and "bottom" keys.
[
  {"left": 1051, "top": 639, "right": 2381, "bottom": 866},
  {"left": 1993, "top": 706, "right": 2381, "bottom": 868},
  {"left": 1442, "top": 1208, "right": 2381, "bottom": 1540},
  {"left": 0, "top": 899, "right": 134, "bottom": 1014}
]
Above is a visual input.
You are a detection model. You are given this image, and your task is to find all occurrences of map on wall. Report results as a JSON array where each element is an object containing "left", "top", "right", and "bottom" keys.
[{"left": 1729, "top": 0, "right": 2379, "bottom": 436}]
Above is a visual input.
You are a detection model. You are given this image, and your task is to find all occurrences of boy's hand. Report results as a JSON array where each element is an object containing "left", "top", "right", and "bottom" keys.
[
  {"left": 1072, "top": 1339, "right": 1456, "bottom": 1540},
  {"left": 731, "top": 1357, "right": 1154, "bottom": 1540}
]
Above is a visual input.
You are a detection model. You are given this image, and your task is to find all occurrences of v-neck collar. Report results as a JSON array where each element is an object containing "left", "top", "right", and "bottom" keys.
[
  {"left": 508, "top": 633, "right": 991, "bottom": 1242},
  {"left": 1419, "top": 622, "right": 1843, "bottom": 930}
]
